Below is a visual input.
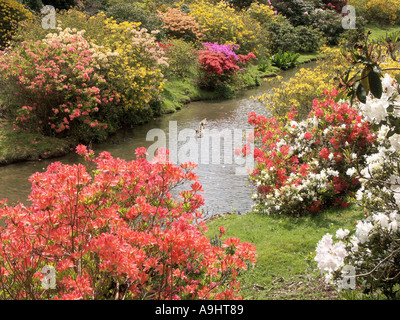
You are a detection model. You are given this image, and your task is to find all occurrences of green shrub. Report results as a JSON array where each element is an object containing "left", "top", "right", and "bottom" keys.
[
  {"left": 265, "top": 15, "right": 323, "bottom": 53},
  {"left": 270, "top": 50, "right": 300, "bottom": 69},
  {"left": 264, "top": 16, "right": 299, "bottom": 54},
  {"left": 20, "top": 0, "right": 43, "bottom": 12},
  {"left": 311, "top": 8, "right": 344, "bottom": 45},
  {"left": 75, "top": 0, "right": 110, "bottom": 16},
  {"left": 337, "top": 16, "right": 367, "bottom": 49},
  {"left": 295, "top": 25, "right": 324, "bottom": 52},
  {"left": 105, "top": 2, "right": 163, "bottom": 35},
  {"left": 257, "top": 61, "right": 270, "bottom": 72},
  {"left": 162, "top": 39, "right": 199, "bottom": 79},
  {"left": 225, "top": 0, "right": 258, "bottom": 10},
  {"left": 270, "top": 0, "right": 316, "bottom": 27}
]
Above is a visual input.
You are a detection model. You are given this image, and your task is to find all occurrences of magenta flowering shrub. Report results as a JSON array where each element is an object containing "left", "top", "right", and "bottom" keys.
[
  {"left": 202, "top": 42, "right": 241, "bottom": 61},
  {"left": 0, "top": 27, "right": 119, "bottom": 142},
  {"left": 198, "top": 42, "right": 256, "bottom": 92}
]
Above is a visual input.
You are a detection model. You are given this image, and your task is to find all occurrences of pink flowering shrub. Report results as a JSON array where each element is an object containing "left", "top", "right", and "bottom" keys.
[
  {"left": 237, "top": 90, "right": 376, "bottom": 216},
  {"left": 0, "top": 27, "right": 119, "bottom": 142},
  {"left": 0, "top": 147, "right": 256, "bottom": 300}
]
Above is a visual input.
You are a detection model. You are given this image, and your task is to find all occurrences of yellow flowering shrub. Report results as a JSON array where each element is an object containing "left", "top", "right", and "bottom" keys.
[
  {"left": 99, "top": 17, "right": 168, "bottom": 110},
  {"left": 188, "top": 0, "right": 266, "bottom": 55},
  {"left": 379, "top": 55, "right": 400, "bottom": 77},
  {"left": 348, "top": 0, "right": 400, "bottom": 25},
  {"left": 246, "top": 2, "right": 275, "bottom": 26},
  {"left": 0, "top": 0, "right": 34, "bottom": 49},
  {"left": 255, "top": 46, "right": 349, "bottom": 119}
]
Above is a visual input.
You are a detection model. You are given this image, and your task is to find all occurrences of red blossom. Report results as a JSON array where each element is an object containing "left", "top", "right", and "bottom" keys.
[
  {"left": 319, "top": 148, "right": 330, "bottom": 160},
  {"left": 0, "top": 148, "right": 256, "bottom": 300}
]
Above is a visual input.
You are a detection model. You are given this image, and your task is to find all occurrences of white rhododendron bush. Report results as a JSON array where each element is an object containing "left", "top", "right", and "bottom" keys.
[{"left": 315, "top": 74, "right": 400, "bottom": 299}]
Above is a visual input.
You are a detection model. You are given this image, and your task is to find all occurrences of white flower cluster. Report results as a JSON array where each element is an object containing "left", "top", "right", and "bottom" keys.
[
  {"left": 315, "top": 210, "right": 400, "bottom": 288},
  {"left": 355, "top": 74, "right": 400, "bottom": 154},
  {"left": 358, "top": 73, "right": 400, "bottom": 125},
  {"left": 253, "top": 160, "right": 334, "bottom": 215},
  {"left": 354, "top": 124, "right": 400, "bottom": 210},
  {"left": 315, "top": 233, "right": 348, "bottom": 281}
]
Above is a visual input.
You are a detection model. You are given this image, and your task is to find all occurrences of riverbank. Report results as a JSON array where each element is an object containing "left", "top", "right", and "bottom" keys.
[
  {"left": 159, "top": 64, "right": 280, "bottom": 114},
  {"left": 0, "top": 57, "right": 295, "bottom": 166},
  {"left": 0, "top": 118, "right": 74, "bottom": 166}
]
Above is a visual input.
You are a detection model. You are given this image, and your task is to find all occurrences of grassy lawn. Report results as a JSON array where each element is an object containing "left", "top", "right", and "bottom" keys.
[
  {"left": 0, "top": 119, "right": 72, "bottom": 165},
  {"left": 366, "top": 23, "right": 400, "bottom": 40},
  {"left": 205, "top": 205, "right": 365, "bottom": 300},
  {"left": 297, "top": 51, "right": 325, "bottom": 64},
  {"left": 160, "top": 78, "right": 222, "bottom": 113}
]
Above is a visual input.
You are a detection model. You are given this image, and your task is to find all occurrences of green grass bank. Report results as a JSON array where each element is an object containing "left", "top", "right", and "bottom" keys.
[{"left": 205, "top": 205, "right": 365, "bottom": 300}]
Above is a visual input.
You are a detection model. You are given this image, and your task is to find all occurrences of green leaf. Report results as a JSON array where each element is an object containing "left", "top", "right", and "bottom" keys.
[
  {"left": 368, "top": 69, "right": 382, "bottom": 99},
  {"left": 356, "top": 83, "right": 367, "bottom": 103},
  {"left": 334, "top": 90, "right": 345, "bottom": 103},
  {"left": 387, "top": 129, "right": 396, "bottom": 138},
  {"left": 360, "top": 67, "right": 370, "bottom": 92}
]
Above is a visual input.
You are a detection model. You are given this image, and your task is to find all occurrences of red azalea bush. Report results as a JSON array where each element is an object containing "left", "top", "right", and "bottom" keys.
[
  {"left": 237, "top": 90, "right": 376, "bottom": 216},
  {"left": 198, "top": 51, "right": 240, "bottom": 76},
  {"left": 0, "top": 147, "right": 256, "bottom": 300},
  {"left": 0, "top": 28, "right": 119, "bottom": 142},
  {"left": 238, "top": 52, "right": 257, "bottom": 65},
  {"left": 198, "top": 43, "right": 256, "bottom": 90}
]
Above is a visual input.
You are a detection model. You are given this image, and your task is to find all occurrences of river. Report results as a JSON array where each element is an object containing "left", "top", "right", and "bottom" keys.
[{"left": 0, "top": 62, "right": 316, "bottom": 218}]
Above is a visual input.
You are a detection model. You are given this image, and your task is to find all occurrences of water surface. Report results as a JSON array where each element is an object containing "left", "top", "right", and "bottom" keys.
[{"left": 0, "top": 63, "right": 316, "bottom": 216}]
